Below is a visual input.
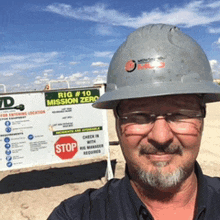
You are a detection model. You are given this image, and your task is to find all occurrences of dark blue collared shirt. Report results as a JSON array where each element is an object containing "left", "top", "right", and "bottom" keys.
[{"left": 48, "top": 162, "right": 220, "bottom": 219}]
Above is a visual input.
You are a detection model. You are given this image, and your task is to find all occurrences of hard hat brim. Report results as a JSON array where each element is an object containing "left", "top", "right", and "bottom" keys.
[{"left": 93, "top": 81, "right": 220, "bottom": 109}]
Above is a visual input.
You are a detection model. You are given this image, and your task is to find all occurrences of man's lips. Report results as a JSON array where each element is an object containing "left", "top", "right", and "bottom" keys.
[{"left": 146, "top": 153, "right": 174, "bottom": 161}]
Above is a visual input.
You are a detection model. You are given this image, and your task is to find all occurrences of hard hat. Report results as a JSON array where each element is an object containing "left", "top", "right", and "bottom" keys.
[{"left": 93, "top": 24, "right": 220, "bottom": 109}]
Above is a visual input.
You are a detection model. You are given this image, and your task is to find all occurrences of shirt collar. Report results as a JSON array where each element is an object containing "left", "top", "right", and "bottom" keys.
[
  {"left": 194, "top": 161, "right": 207, "bottom": 216},
  {"left": 124, "top": 166, "right": 153, "bottom": 219}
]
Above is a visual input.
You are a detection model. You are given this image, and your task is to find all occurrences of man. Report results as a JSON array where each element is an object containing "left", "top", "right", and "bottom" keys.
[{"left": 48, "top": 24, "right": 220, "bottom": 219}]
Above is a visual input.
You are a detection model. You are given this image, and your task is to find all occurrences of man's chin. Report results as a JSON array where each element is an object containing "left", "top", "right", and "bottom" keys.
[{"left": 137, "top": 165, "right": 187, "bottom": 191}]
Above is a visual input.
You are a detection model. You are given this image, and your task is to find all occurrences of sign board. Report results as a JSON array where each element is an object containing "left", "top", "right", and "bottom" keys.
[{"left": 0, "top": 86, "right": 110, "bottom": 172}]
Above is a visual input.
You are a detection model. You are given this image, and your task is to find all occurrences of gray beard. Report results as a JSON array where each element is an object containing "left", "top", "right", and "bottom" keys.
[{"left": 137, "top": 162, "right": 187, "bottom": 190}]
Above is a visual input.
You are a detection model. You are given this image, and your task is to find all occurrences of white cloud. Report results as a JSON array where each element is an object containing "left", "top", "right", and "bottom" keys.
[
  {"left": 95, "top": 24, "right": 114, "bottom": 36},
  {"left": 207, "top": 1, "right": 220, "bottom": 8},
  {"left": 92, "top": 69, "right": 108, "bottom": 75},
  {"left": 83, "top": 76, "right": 90, "bottom": 81},
  {"left": 34, "top": 80, "right": 41, "bottom": 85},
  {"left": 2, "top": 72, "right": 14, "bottom": 77},
  {"left": 0, "top": 52, "right": 58, "bottom": 65},
  {"left": 0, "top": 55, "right": 26, "bottom": 64},
  {"left": 71, "top": 72, "right": 83, "bottom": 78},
  {"left": 93, "top": 75, "right": 107, "bottom": 84},
  {"left": 31, "top": 52, "right": 58, "bottom": 63},
  {"left": 94, "top": 51, "right": 113, "bottom": 58},
  {"left": 69, "top": 61, "right": 80, "bottom": 66},
  {"left": 210, "top": 59, "right": 218, "bottom": 66},
  {"left": 67, "top": 72, "right": 84, "bottom": 81},
  {"left": 208, "top": 27, "right": 220, "bottom": 33},
  {"left": 43, "top": 1, "right": 220, "bottom": 28},
  {"left": 210, "top": 59, "right": 220, "bottom": 79},
  {"left": 212, "top": 38, "right": 220, "bottom": 47},
  {"left": 93, "top": 70, "right": 99, "bottom": 74},
  {"left": 0, "top": 53, "right": 59, "bottom": 92},
  {"left": 75, "top": 80, "right": 90, "bottom": 86},
  {"left": 34, "top": 75, "right": 50, "bottom": 84},
  {"left": 43, "top": 69, "right": 54, "bottom": 74},
  {"left": 40, "top": 78, "right": 49, "bottom": 82},
  {"left": 44, "top": 3, "right": 128, "bottom": 25},
  {"left": 43, "top": 69, "right": 53, "bottom": 77},
  {"left": 74, "top": 76, "right": 92, "bottom": 86},
  {"left": 0, "top": 52, "right": 59, "bottom": 74},
  {"left": 0, "top": 70, "right": 15, "bottom": 77},
  {"left": 58, "top": 74, "right": 65, "bottom": 80},
  {"left": 91, "top": 62, "right": 109, "bottom": 67},
  {"left": 35, "top": 76, "right": 41, "bottom": 79},
  {"left": 11, "top": 63, "right": 40, "bottom": 71},
  {"left": 53, "top": 73, "right": 94, "bottom": 88}
]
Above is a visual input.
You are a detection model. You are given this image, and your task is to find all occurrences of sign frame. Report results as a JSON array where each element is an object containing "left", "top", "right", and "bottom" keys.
[{"left": 0, "top": 85, "right": 113, "bottom": 179}]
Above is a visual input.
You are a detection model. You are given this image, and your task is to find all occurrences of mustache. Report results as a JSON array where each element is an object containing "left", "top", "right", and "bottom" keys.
[{"left": 139, "top": 144, "right": 183, "bottom": 156}]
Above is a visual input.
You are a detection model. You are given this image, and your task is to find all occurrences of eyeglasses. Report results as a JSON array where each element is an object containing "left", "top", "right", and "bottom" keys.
[{"left": 116, "top": 107, "right": 205, "bottom": 135}]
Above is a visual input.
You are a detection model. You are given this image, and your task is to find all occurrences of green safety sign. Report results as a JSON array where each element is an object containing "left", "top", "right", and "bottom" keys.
[{"left": 45, "top": 89, "right": 100, "bottom": 106}]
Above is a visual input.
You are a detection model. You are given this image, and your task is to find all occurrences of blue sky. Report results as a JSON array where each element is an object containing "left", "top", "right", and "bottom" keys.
[{"left": 1, "top": 0, "right": 220, "bottom": 92}]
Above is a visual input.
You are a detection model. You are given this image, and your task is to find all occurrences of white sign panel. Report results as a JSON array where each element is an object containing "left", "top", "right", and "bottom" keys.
[{"left": 0, "top": 87, "right": 109, "bottom": 171}]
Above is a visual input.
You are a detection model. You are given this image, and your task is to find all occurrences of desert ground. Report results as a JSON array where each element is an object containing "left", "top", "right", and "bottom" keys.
[{"left": 1, "top": 102, "right": 220, "bottom": 220}]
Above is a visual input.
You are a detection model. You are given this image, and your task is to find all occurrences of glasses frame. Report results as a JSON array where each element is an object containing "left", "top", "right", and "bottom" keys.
[{"left": 115, "top": 97, "right": 206, "bottom": 123}]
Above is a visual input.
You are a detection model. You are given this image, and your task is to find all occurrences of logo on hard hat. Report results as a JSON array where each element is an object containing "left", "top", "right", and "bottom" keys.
[
  {"left": 125, "top": 57, "right": 165, "bottom": 72},
  {"left": 125, "top": 60, "right": 136, "bottom": 72}
]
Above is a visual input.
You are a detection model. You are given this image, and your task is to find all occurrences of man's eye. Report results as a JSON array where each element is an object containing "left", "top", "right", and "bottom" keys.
[
  {"left": 126, "top": 114, "right": 153, "bottom": 124},
  {"left": 166, "top": 113, "right": 188, "bottom": 122}
]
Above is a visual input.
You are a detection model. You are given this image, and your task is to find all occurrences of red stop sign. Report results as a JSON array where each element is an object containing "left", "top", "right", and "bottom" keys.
[{"left": 54, "top": 136, "right": 78, "bottom": 160}]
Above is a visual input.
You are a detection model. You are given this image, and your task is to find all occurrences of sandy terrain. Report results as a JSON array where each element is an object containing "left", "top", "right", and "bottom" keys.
[{"left": 1, "top": 102, "right": 220, "bottom": 220}]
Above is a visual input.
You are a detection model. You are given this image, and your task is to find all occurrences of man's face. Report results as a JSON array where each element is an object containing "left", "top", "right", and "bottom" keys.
[{"left": 115, "top": 95, "right": 204, "bottom": 191}]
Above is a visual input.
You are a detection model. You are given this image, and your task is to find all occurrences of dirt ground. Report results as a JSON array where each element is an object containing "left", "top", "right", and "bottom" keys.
[{"left": 1, "top": 102, "right": 220, "bottom": 220}]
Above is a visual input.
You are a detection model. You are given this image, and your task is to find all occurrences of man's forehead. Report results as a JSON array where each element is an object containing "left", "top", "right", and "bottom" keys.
[{"left": 119, "top": 95, "right": 202, "bottom": 111}]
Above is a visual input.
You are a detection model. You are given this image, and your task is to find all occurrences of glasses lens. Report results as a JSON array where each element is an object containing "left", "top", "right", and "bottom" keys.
[
  {"left": 119, "top": 110, "right": 203, "bottom": 135},
  {"left": 121, "top": 113, "right": 154, "bottom": 124}
]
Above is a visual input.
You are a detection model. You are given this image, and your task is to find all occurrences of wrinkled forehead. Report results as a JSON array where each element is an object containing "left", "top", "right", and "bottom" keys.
[{"left": 118, "top": 95, "right": 203, "bottom": 113}]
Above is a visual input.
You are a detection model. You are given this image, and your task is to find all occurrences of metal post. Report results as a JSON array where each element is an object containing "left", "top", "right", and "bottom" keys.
[{"left": 0, "top": 84, "right": 6, "bottom": 93}]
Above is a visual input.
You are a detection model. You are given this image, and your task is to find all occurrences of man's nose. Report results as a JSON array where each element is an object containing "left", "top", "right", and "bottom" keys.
[{"left": 147, "top": 117, "right": 174, "bottom": 145}]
